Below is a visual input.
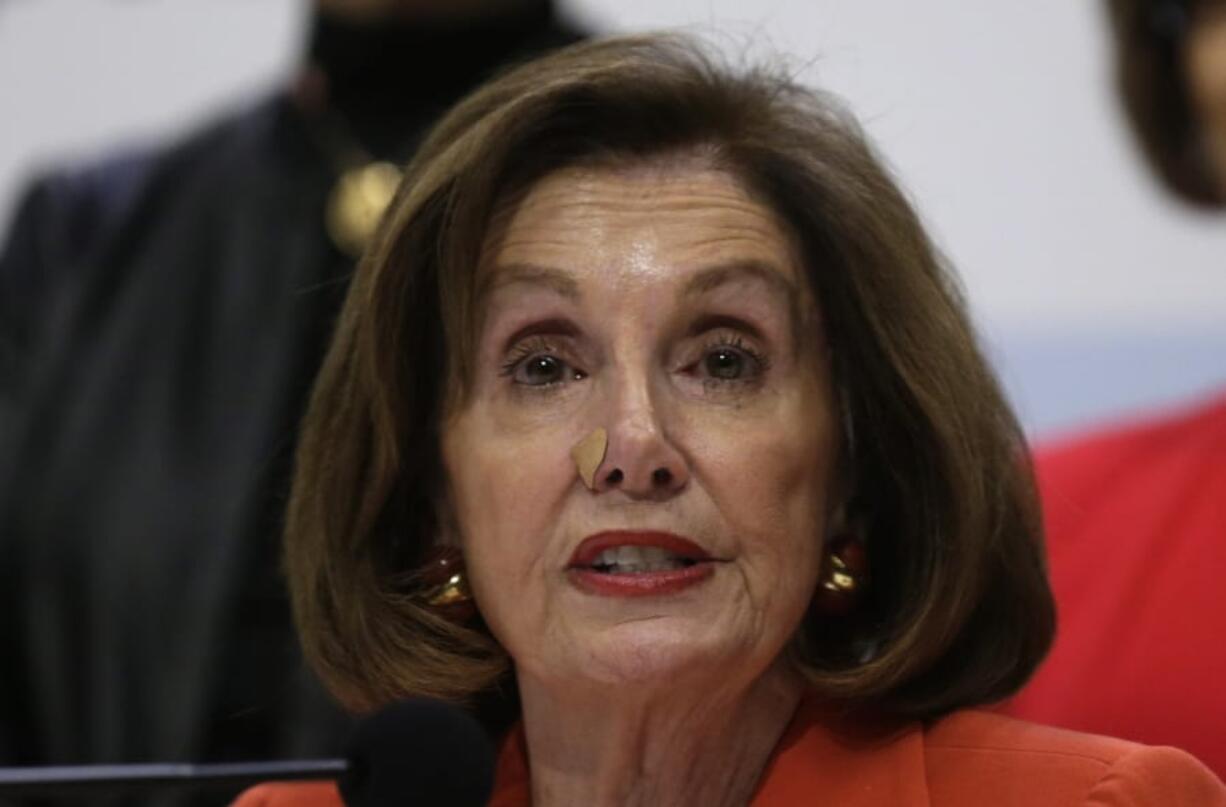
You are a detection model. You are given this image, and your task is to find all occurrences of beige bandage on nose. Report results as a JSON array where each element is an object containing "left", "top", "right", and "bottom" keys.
[{"left": 571, "top": 427, "right": 608, "bottom": 490}]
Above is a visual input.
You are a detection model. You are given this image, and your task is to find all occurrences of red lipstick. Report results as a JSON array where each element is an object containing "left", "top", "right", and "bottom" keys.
[{"left": 567, "top": 530, "right": 716, "bottom": 597}]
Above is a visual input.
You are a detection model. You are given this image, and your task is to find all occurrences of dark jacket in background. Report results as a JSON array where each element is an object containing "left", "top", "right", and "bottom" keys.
[{"left": 0, "top": 7, "right": 584, "bottom": 804}]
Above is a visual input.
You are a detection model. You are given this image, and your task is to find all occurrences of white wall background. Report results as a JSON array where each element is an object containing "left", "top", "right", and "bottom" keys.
[{"left": 1, "top": 0, "right": 1223, "bottom": 438}]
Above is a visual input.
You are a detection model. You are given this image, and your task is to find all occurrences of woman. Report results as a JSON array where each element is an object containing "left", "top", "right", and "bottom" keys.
[{"left": 239, "top": 35, "right": 1226, "bottom": 805}]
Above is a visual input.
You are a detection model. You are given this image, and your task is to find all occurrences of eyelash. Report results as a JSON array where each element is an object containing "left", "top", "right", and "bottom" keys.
[
  {"left": 498, "top": 336, "right": 583, "bottom": 390},
  {"left": 499, "top": 336, "right": 545, "bottom": 378}
]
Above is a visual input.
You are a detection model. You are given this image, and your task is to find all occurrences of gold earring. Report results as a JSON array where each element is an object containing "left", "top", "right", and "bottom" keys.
[
  {"left": 815, "top": 536, "right": 868, "bottom": 615},
  {"left": 415, "top": 546, "right": 476, "bottom": 621},
  {"left": 821, "top": 551, "right": 861, "bottom": 595},
  {"left": 426, "top": 570, "right": 472, "bottom": 607}
]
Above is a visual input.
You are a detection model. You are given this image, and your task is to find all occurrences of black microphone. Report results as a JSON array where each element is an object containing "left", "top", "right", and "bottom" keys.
[
  {"left": 0, "top": 697, "right": 496, "bottom": 806},
  {"left": 339, "top": 697, "right": 496, "bottom": 807}
]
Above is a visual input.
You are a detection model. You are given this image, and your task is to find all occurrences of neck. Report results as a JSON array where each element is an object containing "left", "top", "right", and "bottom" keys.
[{"left": 517, "top": 661, "right": 805, "bottom": 807}]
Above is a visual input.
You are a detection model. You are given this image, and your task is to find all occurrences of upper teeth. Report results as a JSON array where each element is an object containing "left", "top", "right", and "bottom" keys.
[{"left": 592, "top": 545, "right": 689, "bottom": 573}]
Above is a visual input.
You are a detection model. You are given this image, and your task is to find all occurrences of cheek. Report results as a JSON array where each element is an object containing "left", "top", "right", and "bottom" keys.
[
  {"left": 699, "top": 382, "right": 837, "bottom": 587},
  {"left": 731, "top": 432, "right": 831, "bottom": 555},
  {"left": 442, "top": 412, "right": 580, "bottom": 616}
]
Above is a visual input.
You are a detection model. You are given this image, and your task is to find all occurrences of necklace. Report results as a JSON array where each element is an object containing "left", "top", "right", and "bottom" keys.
[
  {"left": 294, "top": 68, "right": 405, "bottom": 259},
  {"left": 326, "top": 159, "right": 402, "bottom": 259}
]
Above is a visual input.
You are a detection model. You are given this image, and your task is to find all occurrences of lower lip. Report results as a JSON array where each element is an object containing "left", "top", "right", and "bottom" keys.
[{"left": 567, "top": 563, "right": 716, "bottom": 597}]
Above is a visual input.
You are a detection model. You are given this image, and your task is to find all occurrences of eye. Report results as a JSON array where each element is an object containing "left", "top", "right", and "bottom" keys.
[
  {"left": 514, "top": 354, "right": 582, "bottom": 386},
  {"left": 694, "top": 336, "right": 767, "bottom": 383},
  {"left": 500, "top": 336, "right": 587, "bottom": 388},
  {"left": 704, "top": 347, "right": 748, "bottom": 380}
]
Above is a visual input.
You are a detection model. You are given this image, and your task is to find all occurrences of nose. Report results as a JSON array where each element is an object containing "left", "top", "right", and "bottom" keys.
[{"left": 591, "top": 378, "right": 689, "bottom": 500}]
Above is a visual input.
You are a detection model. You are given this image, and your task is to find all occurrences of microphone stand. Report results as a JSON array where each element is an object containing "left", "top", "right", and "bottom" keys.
[{"left": 0, "top": 759, "right": 348, "bottom": 798}]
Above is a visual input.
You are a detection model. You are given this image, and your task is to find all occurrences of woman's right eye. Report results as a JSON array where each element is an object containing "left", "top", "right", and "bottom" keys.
[
  {"left": 501, "top": 344, "right": 587, "bottom": 388},
  {"left": 515, "top": 355, "right": 570, "bottom": 386}
]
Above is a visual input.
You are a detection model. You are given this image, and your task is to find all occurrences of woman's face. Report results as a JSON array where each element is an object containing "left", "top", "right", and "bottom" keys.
[{"left": 441, "top": 160, "right": 839, "bottom": 692}]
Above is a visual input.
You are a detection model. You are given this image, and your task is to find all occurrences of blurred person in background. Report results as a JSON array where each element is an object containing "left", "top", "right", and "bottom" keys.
[
  {"left": 0, "top": 0, "right": 583, "bottom": 799},
  {"left": 1004, "top": 0, "right": 1226, "bottom": 779}
]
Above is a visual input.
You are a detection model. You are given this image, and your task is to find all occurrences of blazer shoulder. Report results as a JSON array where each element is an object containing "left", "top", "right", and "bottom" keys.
[
  {"left": 1086, "top": 745, "right": 1226, "bottom": 807},
  {"left": 923, "top": 710, "right": 1226, "bottom": 806}
]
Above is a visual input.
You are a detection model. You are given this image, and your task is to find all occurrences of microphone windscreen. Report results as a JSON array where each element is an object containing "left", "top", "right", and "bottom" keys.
[{"left": 339, "top": 697, "right": 496, "bottom": 807}]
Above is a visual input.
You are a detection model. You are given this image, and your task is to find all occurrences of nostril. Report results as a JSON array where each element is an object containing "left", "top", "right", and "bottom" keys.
[
  {"left": 652, "top": 468, "right": 673, "bottom": 486},
  {"left": 606, "top": 468, "right": 624, "bottom": 485}
]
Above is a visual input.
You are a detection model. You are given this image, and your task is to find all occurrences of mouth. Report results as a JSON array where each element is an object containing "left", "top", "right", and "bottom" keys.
[{"left": 566, "top": 530, "right": 719, "bottom": 597}]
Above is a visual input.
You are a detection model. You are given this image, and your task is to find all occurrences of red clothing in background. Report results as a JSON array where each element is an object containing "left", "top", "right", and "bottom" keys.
[{"left": 1006, "top": 392, "right": 1226, "bottom": 779}]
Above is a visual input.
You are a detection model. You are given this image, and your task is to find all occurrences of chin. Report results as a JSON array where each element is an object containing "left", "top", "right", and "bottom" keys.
[{"left": 567, "top": 618, "right": 760, "bottom": 689}]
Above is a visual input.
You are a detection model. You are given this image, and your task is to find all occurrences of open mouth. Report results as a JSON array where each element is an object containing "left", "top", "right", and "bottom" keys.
[
  {"left": 587, "top": 545, "right": 702, "bottom": 574},
  {"left": 567, "top": 531, "right": 717, "bottom": 596}
]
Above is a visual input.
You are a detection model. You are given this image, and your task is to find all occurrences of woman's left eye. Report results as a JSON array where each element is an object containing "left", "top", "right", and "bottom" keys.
[
  {"left": 704, "top": 347, "right": 749, "bottom": 380},
  {"left": 692, "top": 338, "right": 767, "bottom": 383}
]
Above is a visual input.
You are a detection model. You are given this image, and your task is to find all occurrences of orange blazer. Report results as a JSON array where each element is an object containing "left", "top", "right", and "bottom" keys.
[{"left": 233, "top": 699, "right": 1226, "bottom": 806}]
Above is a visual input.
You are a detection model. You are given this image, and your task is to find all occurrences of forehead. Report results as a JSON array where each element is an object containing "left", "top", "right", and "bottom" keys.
[{"left": 478, "top": 160, "right": 805, "bottom": 294}]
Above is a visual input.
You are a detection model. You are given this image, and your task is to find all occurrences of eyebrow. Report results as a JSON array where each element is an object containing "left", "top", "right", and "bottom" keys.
[
  {"left": 680, "top": 259, "right": 809, "bottom": 343},
  {"left": 479, "top": 258, "right": 810, "bottom": 349},
  {"left": 679, "top": 259, "right": 800, "bottom": 303},
  {"left": 478, "top": 263, "right": 582, "bottom": 303},
  {"left": 483, "top": 259, "right": 798, "bottom": 303}
]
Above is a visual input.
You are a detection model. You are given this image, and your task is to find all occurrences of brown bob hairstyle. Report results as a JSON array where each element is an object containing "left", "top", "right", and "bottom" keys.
[
  {"left": 1106, "top": 0, "right": 1225, "bottom": 206},
  {"left": 286, "top": 33, "right": 1055, "bottom": 724}
]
